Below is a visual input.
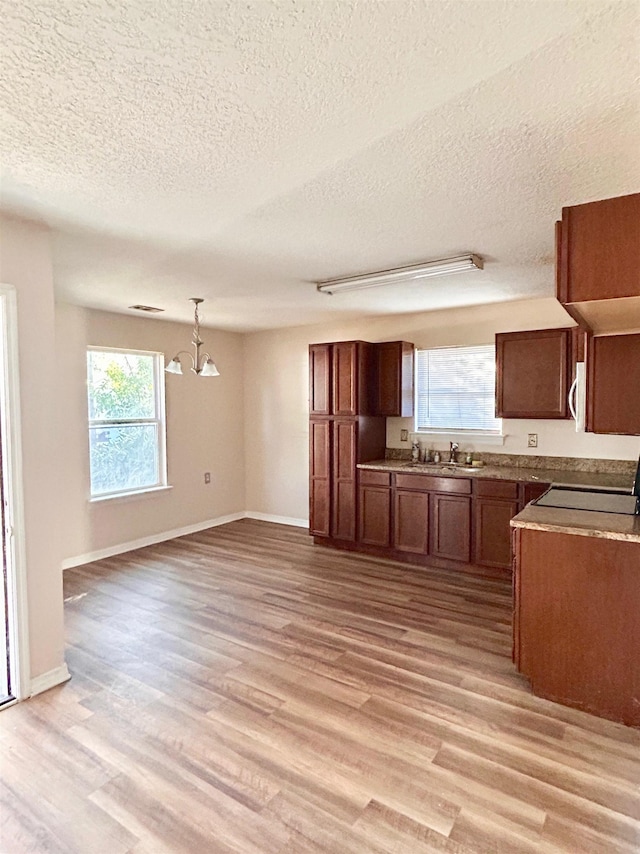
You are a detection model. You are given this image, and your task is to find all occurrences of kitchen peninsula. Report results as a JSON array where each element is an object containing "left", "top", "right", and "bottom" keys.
[{"left": 511, "top": 502, "right": 640, "bottom": 727}]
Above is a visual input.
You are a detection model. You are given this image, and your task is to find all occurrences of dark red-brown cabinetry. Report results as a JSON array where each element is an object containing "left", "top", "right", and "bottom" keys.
[
  {"left": 496, "top": 328, "right": 573, "bottom": 419},
  {"left": 309, "top": 344, "right": 331, "bottom": 416},
  {"left": 394, "top": 489, "right": 430, "bottom": 554},
  {"left": 358, "top": 471, "right": 391, "bottom": 548},
  {"left": 309, "top": 341, "right": 386, "bottom": 543},
  {"left": 473, "top": 480, "right": 520, "bottom": 569},
  {"left": 556, "top": 192, "right": 640, "bottom": 337},
  {"left": 587, "top": 333, "right": 640, "bottom": 436},
  {"left": 430, "top": 492, "right": 471, "bottom": 563},
  {"left": 355, "top": 468, "right": 549, "bottom": 573},
  {"left": 309, "top": 419, "right": 331, "bottom": 537},
  {"left": 557, "top": 192, "right": 640, "bottom": 305},
  {"left": 513, "top": 526, "right": 640, "bottom": 727},
  {"left": 376, "top": 341, "right": 414, "bottom": 417}
]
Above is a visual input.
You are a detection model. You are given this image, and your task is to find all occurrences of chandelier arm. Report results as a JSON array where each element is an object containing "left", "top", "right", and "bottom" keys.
[{"left": 173, "top": 350, "right": 196, "bottom": 369}]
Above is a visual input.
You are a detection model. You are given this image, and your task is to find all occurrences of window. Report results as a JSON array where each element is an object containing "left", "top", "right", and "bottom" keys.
[
  {"left": 415, "top": 344, "right": 501, "bottom": 434},
  {"left": 87, "top": 348, "right": 167, "bottom": 498}
]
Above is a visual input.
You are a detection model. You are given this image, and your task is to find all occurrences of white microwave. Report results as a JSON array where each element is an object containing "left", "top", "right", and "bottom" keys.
[{"left": 568, "top": 362, "right": 586, "bottom": 432}]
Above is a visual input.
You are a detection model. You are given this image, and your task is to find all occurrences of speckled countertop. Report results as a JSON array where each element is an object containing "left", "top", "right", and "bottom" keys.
[
  {"left": 359, "top": 456, "right": 639, "bottom": 541},
  {"left": 511, "top": 504, "right": 640, "bottom": 543},
  {"left": 357, "top": 459, "right": 634, "bottom": 490}
]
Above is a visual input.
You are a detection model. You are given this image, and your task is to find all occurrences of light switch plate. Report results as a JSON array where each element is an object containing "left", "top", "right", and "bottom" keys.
[
  {"left": 400, "top": 429, "right": 409, "bottom": 442},
  {"left": 527, "top": 433, "right": 538, "bottom": 448}
]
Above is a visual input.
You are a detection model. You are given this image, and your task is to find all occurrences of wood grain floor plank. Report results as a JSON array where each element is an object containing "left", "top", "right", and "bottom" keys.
[{"left": 1, "top": 518, "right": 638, "bottom": 853}]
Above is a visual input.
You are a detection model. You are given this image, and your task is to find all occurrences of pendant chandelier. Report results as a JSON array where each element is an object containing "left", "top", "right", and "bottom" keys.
[{"left": 165, "top": 298, "right": 220, "bottom": 377}]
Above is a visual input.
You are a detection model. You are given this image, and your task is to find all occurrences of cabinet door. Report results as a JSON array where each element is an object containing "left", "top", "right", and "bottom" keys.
[
  {"left": 359, "top": 486, "right": 391, "bottom": 547},
  {"left": 393, "top": 489, "right": 429, "bottom": 554},
  {"left": 376, "top": 341, "right": 414, "bottom": 417},
  {"left": 587, "top": 333, "right": 640, "bottom": 435},
  {"left": 309, "top": 420, "right": 330, "bottom": 536},
  {"left": 559, "top": 193, "right": 640, "bottom": 303},
  {"left": 496, "top": 328, "right": 572, "bottom": 418},
  {"left": 332, "top": 342, "right": 358, "bottom": 416},
  {"left": 309, "top": 344, "right": 331, "bottom": 415},
  {"left": 430, "top": 494, "right": 470, "bottom": 563},
  {"left": 474, "top": 497, "right": 520, "bottom": 569},
  {"left": 332, "top": 419, "right": 357, "bottom": 540}
]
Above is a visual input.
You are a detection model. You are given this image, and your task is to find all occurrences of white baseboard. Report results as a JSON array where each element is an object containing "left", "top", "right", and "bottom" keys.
[
  {"left": 60, "top": 512, "right": 309, "bottom": 570},
  {"left": 30, "top": 662, "right": 71, "bottom": 697},
  {"left": 245, "top": 512, "right": 309, "bottom": 529},
  {"left": 61, "top": 512, "right": 246, "bottom": 569}
]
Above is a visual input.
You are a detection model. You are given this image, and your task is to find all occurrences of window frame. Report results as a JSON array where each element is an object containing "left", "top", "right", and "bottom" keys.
[
  {"left": 413, "top": 343, "right": 504, "bottom": 440},
  {"left": 87, "top": 346, "right": 168, "bottom": 501}
]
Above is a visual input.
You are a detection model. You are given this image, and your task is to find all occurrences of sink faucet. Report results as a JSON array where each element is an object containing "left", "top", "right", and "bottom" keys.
[{"left": 449, "top": 442, "right": 459, "bottom": 463}]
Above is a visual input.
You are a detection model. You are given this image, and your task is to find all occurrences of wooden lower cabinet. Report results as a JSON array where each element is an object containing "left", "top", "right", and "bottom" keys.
[
  {"left": 358, "top": 485, "right": 391, "bottom": 547},
  {"left": 473, "top": 497, "right": 520, "bottom": 569},
  {"left": 332, "top": 419, "right": 358, "bottom": 540},
  {"left": 514, "top": 526, "right": 640, "bottom": 726},
  {"left": 310, "top": 418, "right": 386, "bottom": 545},
  {"left": 394, "top": 489, "right": 429, "bottom": 554},
  {"left": 309, "top": 420, "right": 330, "bottom": 536},
  {"left": 429, "top": 493, "right": 471, "bottom": 563},
  {"left": 332, "top": 469, "right": 547, "bottom": 573}
]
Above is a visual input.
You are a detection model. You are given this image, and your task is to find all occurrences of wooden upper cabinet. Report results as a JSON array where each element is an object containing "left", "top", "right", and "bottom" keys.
[
  {"left": 310, "top": 341, "right": 374, "bottom": 416},
  {"left": 333, "top": 342, "right": 360, "bottom": 415},
  {"left": 558, "top": 193, "right": 640, "bottom": 304},
  {"left": 587, "top": 333, "right": 640, "bottom": 435},
  {"left": 309, "top": 344, "right": 331, "bottom": 415},
  {"left": 496, "top": 328, "right": 572, "bottom": 419},
  {"left": 375, "top": 341, "right": 414, "bottom": 417}
]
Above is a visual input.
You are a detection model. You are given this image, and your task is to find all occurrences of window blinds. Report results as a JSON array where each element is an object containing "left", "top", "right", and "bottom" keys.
[{"left": 415, "top": 344, "right": 501, "bottom": 432}]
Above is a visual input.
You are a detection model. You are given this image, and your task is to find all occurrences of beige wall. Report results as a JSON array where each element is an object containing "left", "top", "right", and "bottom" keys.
[
  {"left": 0, "top": 215, "right": 65, "bottom": 682},
  {"left": 244, "top": 297, "right": 640, "bottom": 522},
  {"left": 56, "top": 304, "right": 245, "bottom": 562}
]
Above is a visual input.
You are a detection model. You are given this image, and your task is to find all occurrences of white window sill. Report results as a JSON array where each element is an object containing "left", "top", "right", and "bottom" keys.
[
  {"left": 90, "top": 485, "right": 173, "bottom": 504},
  {"left": 413, "top": 430, "right": 505, "bottom": 446}
]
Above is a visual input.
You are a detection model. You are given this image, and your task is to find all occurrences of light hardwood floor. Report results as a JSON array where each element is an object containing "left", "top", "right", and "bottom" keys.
[{"left": 1, "top": 519, "right": 639, "bottom": 853}]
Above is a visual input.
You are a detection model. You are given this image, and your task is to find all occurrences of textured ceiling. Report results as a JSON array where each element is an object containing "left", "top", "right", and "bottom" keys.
[{"left": 1, "top": 1, "right": 639, "bottom": 331}]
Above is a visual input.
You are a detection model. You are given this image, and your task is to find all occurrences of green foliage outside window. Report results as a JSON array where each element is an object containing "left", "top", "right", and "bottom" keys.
[{"left": 87, "top": 350, "right": 164, "bottom": 496}]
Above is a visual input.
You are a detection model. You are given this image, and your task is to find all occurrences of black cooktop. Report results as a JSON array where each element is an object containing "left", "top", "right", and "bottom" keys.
[{"left": 534, "top": 486, "right": 639, "bottom": 516}]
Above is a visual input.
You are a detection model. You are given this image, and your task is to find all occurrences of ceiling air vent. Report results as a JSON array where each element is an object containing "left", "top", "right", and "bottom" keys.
[{"left": 129, "top": 304, "right": 164, "bottom": 313}]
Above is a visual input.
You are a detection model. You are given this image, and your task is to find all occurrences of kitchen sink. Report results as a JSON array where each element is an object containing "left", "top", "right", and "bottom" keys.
[{"left": 401, "top": 462, "right": 478, "bottom": 473}]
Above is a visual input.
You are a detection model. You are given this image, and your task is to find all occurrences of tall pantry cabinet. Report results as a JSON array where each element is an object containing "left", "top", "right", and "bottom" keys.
[{"left": 309, "top": 342, "right": 386, "bottom": 541}]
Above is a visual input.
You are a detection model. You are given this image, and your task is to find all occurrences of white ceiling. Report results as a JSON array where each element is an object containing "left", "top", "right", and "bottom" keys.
[{"left": 1, "top": 1, "right": 639, "bottom": 332}]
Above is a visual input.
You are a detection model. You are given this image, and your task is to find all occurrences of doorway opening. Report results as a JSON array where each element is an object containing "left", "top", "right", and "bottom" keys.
[{"left": 0, "top": 286, "right": 29, "bottom": 706}]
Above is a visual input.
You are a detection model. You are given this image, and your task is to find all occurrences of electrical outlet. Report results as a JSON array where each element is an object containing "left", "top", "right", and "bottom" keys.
[
  {"left": 527, "top": 433, "right": 538, "bottom": 448},
  {"left": 204, "top": 472, "right": 211, "bottom": 484},
  {"left": 400, "top": 429, "right": 409, "bottom": 442}
]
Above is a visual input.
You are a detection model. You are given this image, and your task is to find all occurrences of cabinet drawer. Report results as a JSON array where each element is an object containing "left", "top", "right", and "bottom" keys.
[
  {"left": 395, "top": 474, "right": 471, "bottom": 494},
  {"left": 359, "top": 470, "right": 391, "bottom": 487},
  {"left": 473, "top": 479, "right": 519, "bottom": 499}
]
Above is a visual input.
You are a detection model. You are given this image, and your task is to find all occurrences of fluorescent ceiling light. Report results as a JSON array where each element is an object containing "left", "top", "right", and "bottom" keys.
[{"left": 316, "top": 254, "right": 484, "bottom": 294}]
